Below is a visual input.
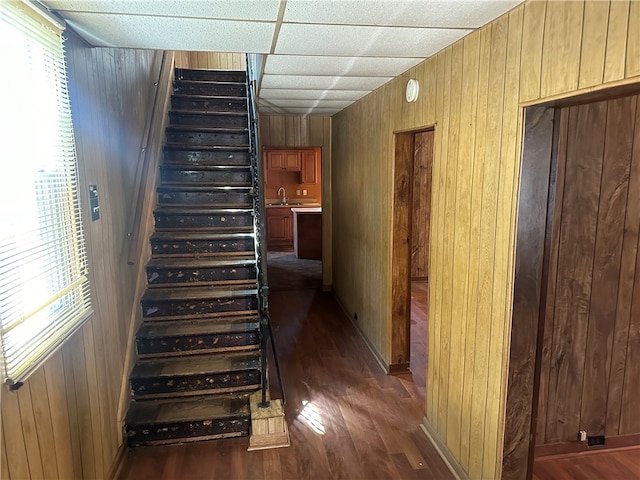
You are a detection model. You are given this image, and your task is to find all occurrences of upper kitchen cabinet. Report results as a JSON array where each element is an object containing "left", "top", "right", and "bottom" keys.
[
  {"left": 264, "top": 147, "right": 321, "bottom": 185},
  {"left": 267, "top": 150, "right": 301, "bottom": 171},
  {"left": 300, "top": 149, "right": 318, "bottom": 184}
]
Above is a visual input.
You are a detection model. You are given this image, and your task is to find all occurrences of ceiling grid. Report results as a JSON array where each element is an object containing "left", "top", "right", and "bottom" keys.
[{"left": 43, "top": 0, "right": 523, "bottom": 116}]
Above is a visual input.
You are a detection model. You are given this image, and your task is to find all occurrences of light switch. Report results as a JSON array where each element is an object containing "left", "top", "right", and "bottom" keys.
[{"left": 89, "top": 185, "right": 99, "bottom": 221}]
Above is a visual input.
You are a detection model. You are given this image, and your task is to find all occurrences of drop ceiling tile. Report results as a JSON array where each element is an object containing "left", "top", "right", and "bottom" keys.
[
  {"left": 260, "top": 75, "right": 393, "bottom": 91},
  {"left": 260, "top": 89, "right": 366, "bottom": 101},
  {"left": 283, "top": 0, "right": 523, "bottom": 28},
  {"left": 44, "top": 0, "right": 281, "bottom": 21},
  {"left": 260, "top": 107, "right": 343, "bottom": 116},
  {"left": 261, "top": 99, "right": 354, "bottom": 108},
  {"left": 275, "top": 23, "right": 471, "bottom": 57},
  {"left": 59, "top": 12, "right": 275, "bottom": 51},
  {"left": 264, "top": 55, "right": 423, "bottom": 77}
]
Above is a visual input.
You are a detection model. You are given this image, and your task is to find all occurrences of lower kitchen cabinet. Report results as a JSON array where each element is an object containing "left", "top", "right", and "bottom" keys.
[{"left": 266, "top": 207, "right": 293, "bottom": 247}]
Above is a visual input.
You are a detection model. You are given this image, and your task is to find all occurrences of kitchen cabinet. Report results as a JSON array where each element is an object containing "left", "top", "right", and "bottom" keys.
[
  {"left": 300, "top": 150, "right": 318, "bottom": 184},
  {"left": 266, "top": 207, "right": 293, "bottom": 246},
  {"left": 267, "top": 150, "right": 301, "bottom": 171}
]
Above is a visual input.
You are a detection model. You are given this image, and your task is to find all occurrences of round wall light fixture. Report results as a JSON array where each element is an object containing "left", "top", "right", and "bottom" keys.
[{"left": 405, "top": 78, "right": 419, "bottom": 103}]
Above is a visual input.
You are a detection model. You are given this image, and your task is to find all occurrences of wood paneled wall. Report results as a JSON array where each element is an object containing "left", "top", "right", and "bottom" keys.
[
  {"left": 174, "top": 51, "right": 245, "bottom": 70},
  {"left": 411, "top": 131, "right": 433, "bottom": 279},
  {"left": 537, "top": 95, "right": 640, "bottom": 445},
  {"left": 331, "top": 1, "right": 640, "bottom": 478},
  {"left": 259, "top": 115, "right": 333, "bottom": 289},
  {"left": 1, "top": 33, "right": 161, "bottom": 479}
]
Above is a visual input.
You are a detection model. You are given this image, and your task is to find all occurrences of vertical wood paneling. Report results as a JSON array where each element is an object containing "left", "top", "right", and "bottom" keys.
[
  {"left": 536, "top": 95, "right": 640, "bottom": 450},
  {"left": 519, "top": 0, "right": 546, "bottom": 102},
  {"left": 615, "top": 102, "right": 640, "bottom": 435},
  {"left": 180, "top": 51, "right": 245, "bottom": 70},
  {"left": 540, "top": 1, "right": 584, "bottom": 97},
  {"left": 411, "top": 131, "right": 433, "bottom": 279},
  {"left": 578, "top": 1, "right": 609, "bottom": 88},
  {"left": 466, "top": 23, "right": 492, "bottom": 480},
  {"left": 329, "top": 0, "right": 640, "bottom": 477},
  {"left": 627, "top": 1, "right": 640, "bottom": 78},
  {"left": 580, "top": 96, "right": 635, "bottom": 435},
  {"left": 603, "top": 0, "right": 630, "bottom": 83},
  {"left": 1, "top": 33, "right": 161, "bottom": 478}
]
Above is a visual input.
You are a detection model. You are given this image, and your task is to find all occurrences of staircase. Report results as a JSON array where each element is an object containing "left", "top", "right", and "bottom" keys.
[{"left": 124, "top": 68, "right": 266, "bottom": 446}]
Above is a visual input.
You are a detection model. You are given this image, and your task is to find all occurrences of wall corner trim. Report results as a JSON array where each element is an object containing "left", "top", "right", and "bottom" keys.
[{"left": 420, "top": 417, "right": 470, "bottom": 480}]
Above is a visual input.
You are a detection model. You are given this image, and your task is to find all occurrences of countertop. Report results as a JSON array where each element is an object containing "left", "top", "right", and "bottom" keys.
[{"left": 291, "top": 207, "right": 321, "bottom": 213}]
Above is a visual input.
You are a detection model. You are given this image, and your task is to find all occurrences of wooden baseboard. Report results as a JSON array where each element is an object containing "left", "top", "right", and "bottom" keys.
[
  {"left": 388, "top": 362, "right": 410, "bottom": 374},
  {"left": 535, "top": 433, "right": 640, "bottom": 459},
  {"left": 420, "top": 417, "right": 469, "bottom": 480},
  {"left": 331, "top": 292, "right": 390, "bottom": 374},
  {"left": 106, "top": 441, "right": 128, "bottom": 480}
]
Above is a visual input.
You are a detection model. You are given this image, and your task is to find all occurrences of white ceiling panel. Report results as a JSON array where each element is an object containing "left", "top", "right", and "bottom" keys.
[
  {"left": 260, "top": 75, "right": 393, "bottom": 91},
  {"left": 264, "top": 55, "right": 423, "bottom": 77},
  {"left": 59, "top": 12, "right": 275, "bottom": 51},
  {"left": 283, "top": 0, "right": 522, "bottom": 28},
  {"left": 259, "top": 89, "right": 366, "bottom": 100},
  {"left": 261, "top": 99, "right": 354, "bottom": 108},
  {"left": 45, "top": 0, "right": 281, "bottom": 21},
  {"left": 275, "top": 23, "right": 471, "bottom": 57},
  {"left": 43, "top": 0, "right": 525, "bottom": 116}
]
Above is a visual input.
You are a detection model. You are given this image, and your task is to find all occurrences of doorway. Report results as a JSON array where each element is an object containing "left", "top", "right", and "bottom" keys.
[
  {"left": 391, "top": 128, "right": 434, "bottom": 394},
  {"left": 504, "top": 87, "right": 640, "bottom": 479}
]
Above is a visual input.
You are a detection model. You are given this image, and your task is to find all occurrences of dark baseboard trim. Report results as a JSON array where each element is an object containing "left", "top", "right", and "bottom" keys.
[
  {"left": 331, "top": 292, "right": 390, "bottom": 374},
  {"left": 420, "top": 417, "right": 469, "bottom": 480},
  {"left": 106, "top": 441, "right": 127, "bottom": 480},
  {"left": 388, "top": 362, "right": 410, "bottom": 374},
  {"left": 535, "top": 433, "right": 640, "bottom": 459}
]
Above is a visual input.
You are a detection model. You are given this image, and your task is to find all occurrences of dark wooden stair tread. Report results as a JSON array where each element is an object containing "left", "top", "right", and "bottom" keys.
[
  {"left": 151, "top": 232, "right": 254, "bottom": 241},
  {"left": 172, "top": 94, "right": 246, "bottom": 101},
  {"left": 164, "top": 144, "right": 249, "bottom": 152},
  {"left": 126, "top": 393, "right": 250, "bottom": 424},
  {"left": 138, "top": 316, "right": 259, "bottom": 338},
  {"left": 146, "top": 257, "right": 256, "bottom": 269},
  {"left": 130, "top": 351, "right": 260, "bottom": 379},
  {"left": 170, "top": 109, "right": 247, "bottom": 117},
  {"left": 142, "top": 286, "right": 257, "bottom": 302},
  {"left": 166, "top": 125, "right": 248, "bottom": 134},
  {"left": 154, "top": 207, "right": 252, "bottom": 214},
  {"left": 157, "top": 185, "right": 252, "bottom": 192},
  {"left": 175, "top": 79, "right": 245, "bottom": 86}
]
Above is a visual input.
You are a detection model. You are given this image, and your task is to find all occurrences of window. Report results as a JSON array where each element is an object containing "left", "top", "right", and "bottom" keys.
[{"left": 0, "top": 1, "right": 92, "bottom": 388}]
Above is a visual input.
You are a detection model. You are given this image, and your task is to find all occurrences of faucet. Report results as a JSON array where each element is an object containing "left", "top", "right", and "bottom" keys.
[{"left": 277, "top": 186, "right": 287, "bottom": 205}]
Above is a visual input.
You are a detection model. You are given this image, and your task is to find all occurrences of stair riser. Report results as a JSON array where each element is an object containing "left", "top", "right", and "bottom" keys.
[
  {"left": 163, "top": 148, "right": 250, "bottom": 166},
  {"left": 169, "top": 112, "right": 248, "bottom": 129},
  {"left": 176, "top": 69, "right": 246, "bottom": 83},
  {"left": 157, "top": 190, "right": 252, "bottom": 206},
  {"left": 171, "top": 96, "right": 247, "bottom": 113},
  {"left": 126, "top": 418, "right": 249, "bottom": 446},
  {"left": 160, "top": 168, "right": 251, "bottom": 185},
  {"left": 136, "top": 332, "right": 259, "bottom": 356},
  {"left": 154, "top": 212, "right": 253, "bottom": 230},
  {"left": 151, "top": 238, "right": 255, "bottom": 257},
  {"left": 146, "top": 265, "right": 257, "bottom": 286},
  {"left": 142, "top": 296, "right": 258, "bottom": 319},
  {"left": 166, "top": 130, "right": 249, "bottom": 146},
  {"left": 174, "top": 82, "right": 246, "bottom": 97},
  {"left": 130, "top": 370, "right": 260, "bottom": 397}
]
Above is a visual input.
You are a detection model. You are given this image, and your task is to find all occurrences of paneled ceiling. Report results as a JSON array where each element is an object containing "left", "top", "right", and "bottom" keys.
[{"left": 42, "top": 0, "right": 523, "bottom": 116}]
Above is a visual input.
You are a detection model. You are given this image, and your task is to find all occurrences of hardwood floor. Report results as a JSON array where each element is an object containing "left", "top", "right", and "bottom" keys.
[
  {"left": 410, "top": 280, "right": 428, "bottom": 400},
  {"left": 117, "top": 258, "right": 453, "bottom": 479},
  {"left": 533, "top": 446, "right": 640, "bottom": 480}
]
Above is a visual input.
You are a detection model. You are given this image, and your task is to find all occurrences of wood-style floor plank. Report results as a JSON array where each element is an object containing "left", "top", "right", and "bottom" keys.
[
  {"left": 534, "top": 446, "right": 640, "bottom": 480},
  {"left": 118, "top": 255, "right": 452, "bottom": 479}
]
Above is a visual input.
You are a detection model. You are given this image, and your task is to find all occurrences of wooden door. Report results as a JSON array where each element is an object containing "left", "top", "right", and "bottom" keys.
[
  {"left": 537, "top": 94, "right": 640, "bottom": 446},
  {"left": 411, "top": 131, "right": 433, "bottom": 279}
]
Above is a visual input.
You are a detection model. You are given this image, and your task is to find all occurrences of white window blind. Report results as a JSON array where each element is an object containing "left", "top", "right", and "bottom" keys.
[{"left": 0, "top": 1, "right": 92, "bottom": 388}]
